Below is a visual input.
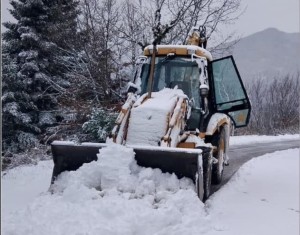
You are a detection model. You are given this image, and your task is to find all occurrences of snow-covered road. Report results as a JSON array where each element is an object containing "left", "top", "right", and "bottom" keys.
[
  {"left": 1, "top": 135, "right": 299, "bottom": 235},
  {"left": 211, "top": 136, "right": 299, "bottom": 194}
]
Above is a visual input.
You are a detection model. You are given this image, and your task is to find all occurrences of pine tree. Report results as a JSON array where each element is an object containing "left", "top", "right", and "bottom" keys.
[{"left": 2, "top": 0, "right": 79, "bottom": 153}]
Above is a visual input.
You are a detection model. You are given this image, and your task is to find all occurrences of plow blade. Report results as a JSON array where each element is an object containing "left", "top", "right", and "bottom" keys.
[
  {"left": 51, "top": 142, "right": 105, "bottom": 183},
  {"left": 130, "top": 145, "right": 202, "bottom": 183},
  {"left": 51, "top": 141, "right": 202, "bottom": 185}
]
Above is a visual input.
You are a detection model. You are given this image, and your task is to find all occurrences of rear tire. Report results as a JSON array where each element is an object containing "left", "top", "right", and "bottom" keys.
[{"left": 211, "top": 125, "right": 228, "bottom": 185}]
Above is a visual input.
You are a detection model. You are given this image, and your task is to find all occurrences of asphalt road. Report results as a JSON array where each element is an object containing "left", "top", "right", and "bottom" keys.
[{"left": 211, "top": 139, "right": 300, "bottom": 194}]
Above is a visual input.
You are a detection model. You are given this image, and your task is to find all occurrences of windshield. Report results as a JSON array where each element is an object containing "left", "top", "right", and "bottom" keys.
[{"left": 140, "top": 56, "right": 201, "bottom": 107}]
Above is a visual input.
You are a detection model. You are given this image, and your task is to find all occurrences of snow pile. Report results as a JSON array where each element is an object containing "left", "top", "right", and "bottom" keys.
[
  {"left": 230, "top": 134, "right": 299, "bottom": 145},
  {"left": 3, "top": 144, "right": 211, "bottom": 235},
  {"left": 51, "top": 144, "right": 195, "bottom": 196},
  {"left": 126, "top": 88, "right": 187, "bottom": 146},
  {"left": 1, "top": 160, "right": 53, "bottom": 215}
]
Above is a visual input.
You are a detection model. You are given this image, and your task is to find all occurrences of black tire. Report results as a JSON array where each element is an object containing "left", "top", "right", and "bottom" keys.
[
  {"left": 198, "top": 148, "right": 212, "bottom": 202},
  {"left": 197, "top": 167, "right": 204, "bottom": 200},
  {"left": 211, "top": 125, "right": 228, "bottom": 185},
  {"left": 203, "top": 153, "right": 212, "bottom": 202}
]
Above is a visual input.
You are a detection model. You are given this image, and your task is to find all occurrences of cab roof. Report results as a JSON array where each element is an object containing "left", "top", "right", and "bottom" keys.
[{"left": 144, "top": 45, "right": 212, "bottom": 61}]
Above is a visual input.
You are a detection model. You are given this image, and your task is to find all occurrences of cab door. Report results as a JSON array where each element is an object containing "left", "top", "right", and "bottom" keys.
[{"left": 209, "top": 56, "right": 251, "bottom": 127}]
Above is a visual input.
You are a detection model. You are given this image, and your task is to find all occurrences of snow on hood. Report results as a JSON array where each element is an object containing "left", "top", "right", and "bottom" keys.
[{"left": 126, "top": 88, "right": 187, "bottom": 146}]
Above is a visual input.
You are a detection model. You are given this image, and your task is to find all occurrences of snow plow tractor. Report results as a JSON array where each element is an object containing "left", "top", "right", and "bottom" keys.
[{"left": 51, "top": 27, "right": 251, "bottom": 201}]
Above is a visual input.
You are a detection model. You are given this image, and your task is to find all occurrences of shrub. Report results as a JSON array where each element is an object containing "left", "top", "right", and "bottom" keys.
[{"left": 82, "top": 108, "right": 118, "bottom": 142}]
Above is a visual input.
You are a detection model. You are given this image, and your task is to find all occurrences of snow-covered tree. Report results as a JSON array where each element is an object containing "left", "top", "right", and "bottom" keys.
[
  {"left": 64, "top": 0, "right": 125, "bottom": 106},
  {"left": 2, "top": 0, "right": 80, "bottom": 154},
  {"left": 118, "top": 0, "right": 242, "bottom": 61}
]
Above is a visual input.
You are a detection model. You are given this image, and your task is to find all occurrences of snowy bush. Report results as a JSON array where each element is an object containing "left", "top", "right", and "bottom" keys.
[
  {"left": 241, "top": 74, "right": 300, "bottom": 135},
  {"left": 17, "top": 132, "right": 39, "bottom": 150},
  {"left": 1, "top": 92, "right": 15, "bottom": 102},
  {"left": 39, "top": 112, "right": 56, "bottom": 126},
  {"left": 82, "top": 108, "right": 118, "bottom": 142},
  {"left": 3, "top": 102, "right": 32, "bottom": 124},
  {"left": 3, "top": 102, "right": 19, "bottom": 117},
  {"left": 18, "top": 50, "right": 38, "bottom": 61},
  {"left": 2, "top": 144, "right": 51, "bottom": 171}
]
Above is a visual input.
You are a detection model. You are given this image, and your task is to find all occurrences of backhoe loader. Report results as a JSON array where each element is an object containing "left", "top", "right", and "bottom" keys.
[{"left": 51, "top": 27, "right": 251, "bottom": 201}]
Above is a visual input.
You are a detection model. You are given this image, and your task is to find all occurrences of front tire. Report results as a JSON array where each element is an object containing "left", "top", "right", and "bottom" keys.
[
  {"left": 211, "top": 125, "right": 228, "bottom": 185},
  {"left": 196, "top": 146, "right": 213, "bottom": 201},
  {"left": 202, "top": 147, "right": 212, "bottom": 201}
]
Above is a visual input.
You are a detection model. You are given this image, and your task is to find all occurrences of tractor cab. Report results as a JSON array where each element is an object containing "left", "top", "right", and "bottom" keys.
[
  {"left": 131, "top": 44, "right": 251, "bottom": 131},
  {"left": 140, "top": 55, "right": 202, "bottom": 108}
]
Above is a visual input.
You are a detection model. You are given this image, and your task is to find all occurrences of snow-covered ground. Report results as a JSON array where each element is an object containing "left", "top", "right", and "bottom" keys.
[
  {"left": 1, "top": 135, "right": 299, "bottom": 235},
  {"left": 230, "top": 134, "right": 299, "bottom": 145}
]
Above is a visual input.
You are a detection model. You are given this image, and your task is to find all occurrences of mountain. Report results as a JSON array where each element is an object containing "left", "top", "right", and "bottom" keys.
[{"left": 232, "top": 28, "right": 300, "bottom": 81}]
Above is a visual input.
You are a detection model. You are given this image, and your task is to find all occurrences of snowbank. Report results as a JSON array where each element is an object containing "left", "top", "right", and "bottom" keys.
[
  {"left": 206, "top": 148, "right": 299, "bottom": 235},
  {"left": 1, "top": 160, "right": 53, "bottom": 215},
  {"left": 230, "top": 134, "right": 299, "bottom": 145},
  {"left": 2, "top": 144, "right": 299, "bottom": 235}
]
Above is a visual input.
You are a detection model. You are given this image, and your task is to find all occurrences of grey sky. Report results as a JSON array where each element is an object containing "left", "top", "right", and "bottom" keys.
[
  {"left": 1, "top": 0, "right": 299, "bottom": 35},
  {"left": 223, "top": 0, "right": 300, "bottom": 36},
  {"left": 1, "top": 0, "right": 13, "bottom": 22}
]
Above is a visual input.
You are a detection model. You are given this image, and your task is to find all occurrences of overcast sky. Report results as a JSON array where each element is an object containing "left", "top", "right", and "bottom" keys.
[
  {"left": 1, "top": 0, "right": 299, "bottom": 36},
  {"left": 223, "top": 0, "right": 300, "bottom": 37}
]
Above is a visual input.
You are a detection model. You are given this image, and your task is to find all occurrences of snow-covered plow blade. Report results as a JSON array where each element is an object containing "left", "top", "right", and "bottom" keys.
[
  {"left": 51, "top": 142, "right": 105, "bottom": 184},
  {"left": 51, "top": 141, "right": 202, "bottom": 186},
  {"left": 130, "top": 146, "right": 202, "bottom": 183}
]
